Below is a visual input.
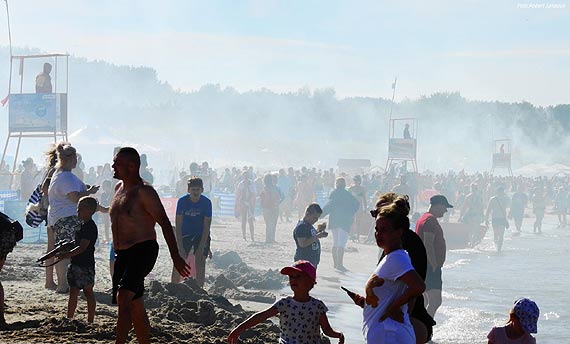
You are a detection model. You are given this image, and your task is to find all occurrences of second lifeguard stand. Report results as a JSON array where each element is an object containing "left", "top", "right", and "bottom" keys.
[
  {"left": 491, "top": 139, "right": 513, "bottom": 176},
  {"left": 385, "top": 118, "right": 418, "bottom": 173},
  {"left": 0, "top": 53, "right": 69, "bottom": 188}
]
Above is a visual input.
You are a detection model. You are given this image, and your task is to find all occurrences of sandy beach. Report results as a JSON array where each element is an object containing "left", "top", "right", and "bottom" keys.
[
  {"left": 3, "top": 211, "right": 565, "bottom": 343},
  {"left": 0, "top": 216, "right": 377, "bottom": 344}
]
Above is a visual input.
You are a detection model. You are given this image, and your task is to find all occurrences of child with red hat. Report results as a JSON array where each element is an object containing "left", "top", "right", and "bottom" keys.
[{"left": 228, "top": 260, "right": 344, "bottom": 343}]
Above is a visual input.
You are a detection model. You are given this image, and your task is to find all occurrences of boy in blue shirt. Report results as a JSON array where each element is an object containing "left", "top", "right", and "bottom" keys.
[
  {"left": 293, "top": 203, "right": 328, "bottom": 269},
  {"left": 172, "top": 177, "right": 212, "bottom": 287}
]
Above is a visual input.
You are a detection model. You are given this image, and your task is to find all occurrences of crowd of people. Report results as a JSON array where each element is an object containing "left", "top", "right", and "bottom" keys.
[
  {"left": 229, "top": 192, "right": 540, "bottom": 344},
  {"left": 1, "top": 144, "right": 559, "bottom": 343},
  {"left": 8, "top": 154, "right": 570, "bottom": 242},
  {"left": 174, "top": 163, "right": 570, "bottom": 257},
  {"left": 0, "top": 61, "right": 552, "bottom": 343}
]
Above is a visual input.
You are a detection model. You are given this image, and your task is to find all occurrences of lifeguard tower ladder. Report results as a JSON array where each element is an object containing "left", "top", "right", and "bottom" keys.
[
  {"left": 490, "top": 139, "right": 513, "bottom": 176},
  {"left": 385, "top": 118, "right": 418, "bottom": 173},
  {"left": 0, "top": 53, "right": 69, "bottom": 188}
]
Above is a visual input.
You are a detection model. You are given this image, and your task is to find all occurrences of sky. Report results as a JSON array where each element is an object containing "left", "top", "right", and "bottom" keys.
[{"left": 1, "top": 0, "right": 569, "bottom": 106}]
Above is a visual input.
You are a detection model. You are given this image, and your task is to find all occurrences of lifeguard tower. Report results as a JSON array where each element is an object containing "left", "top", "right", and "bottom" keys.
[
  {"left": 0, "top": 53, "right": 69, "bottom": 187},
  {"left": 491, "top": 139, "right": 513, "bottom": 176},
  {"left": 385, "top": 118, "right": 418, "bottom": 173}
]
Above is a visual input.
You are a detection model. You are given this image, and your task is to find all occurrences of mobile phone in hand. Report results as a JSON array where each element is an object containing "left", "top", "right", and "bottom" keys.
[{"left": 341, "top": 286, "right": 357, "bottom": 300}]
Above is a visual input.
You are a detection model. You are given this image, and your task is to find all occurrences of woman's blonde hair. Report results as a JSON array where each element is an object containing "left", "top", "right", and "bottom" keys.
[
  {"left": 375, "top": 192, "right": 398, "bottom": 209},
  {"left": 373, "top": 192, "right": 411, "bottom": 231},
  {"left": 44, "top": 144, "right": 58, "bottom": 168},
  {"left": 55, "top": 142, "right": 76, "bottom": 169}
]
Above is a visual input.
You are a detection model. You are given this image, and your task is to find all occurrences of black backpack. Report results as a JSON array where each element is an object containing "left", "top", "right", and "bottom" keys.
[{"left": 0, "top": 211, "right": 24, "bottom": 242}]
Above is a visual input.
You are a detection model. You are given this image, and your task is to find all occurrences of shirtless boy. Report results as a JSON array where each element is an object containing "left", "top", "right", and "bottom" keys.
[{"left": 110, "top": 147, "right": 191, "bottom": 344}]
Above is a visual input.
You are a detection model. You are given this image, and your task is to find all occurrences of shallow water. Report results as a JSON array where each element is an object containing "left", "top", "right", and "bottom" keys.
[{"left": 310, "top": 215, "right": 570, "bottom": 343}]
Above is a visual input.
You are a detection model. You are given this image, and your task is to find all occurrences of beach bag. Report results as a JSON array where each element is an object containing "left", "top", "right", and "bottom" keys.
[
  {"left": 25, "top": 184, "right": 47, "bottom": 228},
  {"left": 0, "top": 211, "right": 24, "bottom": 242}
]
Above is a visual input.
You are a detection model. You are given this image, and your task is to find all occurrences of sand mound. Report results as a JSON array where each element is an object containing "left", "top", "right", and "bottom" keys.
[
  {"left": 144, "top": 279, "right": 280, "bottom": 343},
  {"left": 1, "top": 219, "right": 353, "bottom": 343},
  {"left": 209, "top": 274, "right": 276, "bottom": 304},
  {"left": 0, "top": 278, "right": 280, "bottom": 343},
  {"left": 212, "top": 251, "right": 243, "bottom": 268},
  {"left": 211, "top": 251, "right": 286, "bottom": 290}
]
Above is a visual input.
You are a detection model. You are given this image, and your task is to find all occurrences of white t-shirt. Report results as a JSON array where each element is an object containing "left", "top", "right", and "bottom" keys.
[
  {"left": 362, "top": 249, "right": 415, "bottom": 343},
  {"left": 48, "top": 170, "right": 85, "bottom": 226},
  {"left": 272, "top": 296, "right": 328, "bottom": 344}
]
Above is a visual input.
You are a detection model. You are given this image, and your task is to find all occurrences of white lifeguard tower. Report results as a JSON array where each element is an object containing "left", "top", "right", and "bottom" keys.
[
  {"left": 385, "top": 118, "right": 418, "bottom": 173},
  {"left": 491, "top": 139, "right": 513, "bottom": 176},
  {"left": 0, "top": 53, "right": 69, "bottom": 187}
]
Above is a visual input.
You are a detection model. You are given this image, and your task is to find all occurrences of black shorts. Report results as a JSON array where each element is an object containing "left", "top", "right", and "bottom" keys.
[
  {"left": 425, "top": 265, "right": 442, "bottom": 290},
  {"left": 112, "top": 240, "right": 159, "bottom": 304},
  {"left": 182, "top": 235, "right": 210, "bottom": 257},
  {"left": 0, "top": 227, "right": 16, "bottom": 260}
]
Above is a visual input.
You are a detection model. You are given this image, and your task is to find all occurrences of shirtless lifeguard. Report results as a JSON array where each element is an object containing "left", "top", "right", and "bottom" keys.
[{"left": 110, "top": 147, "right": 191, "bottom": 344}]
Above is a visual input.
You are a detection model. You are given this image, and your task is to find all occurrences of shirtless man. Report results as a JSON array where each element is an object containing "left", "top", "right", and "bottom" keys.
[
  {"left": 485, "top": 186, "right": 510, "bottom": 252},
  {"left": 459, "top": 183, "right": 485, "bottom": 245},
  {"left": 110, "top": 147, "right": 191, "bottom": 344}
]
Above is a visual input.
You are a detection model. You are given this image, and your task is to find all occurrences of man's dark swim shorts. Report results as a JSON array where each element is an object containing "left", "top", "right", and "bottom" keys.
[{"left": 112, "top": 240, "right": 159, "bottom": 304}]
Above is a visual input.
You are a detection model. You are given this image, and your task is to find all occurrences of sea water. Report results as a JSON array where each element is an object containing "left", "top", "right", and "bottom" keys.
[{"left": 311, "top": 215, "right": 569, "bottom": 343}]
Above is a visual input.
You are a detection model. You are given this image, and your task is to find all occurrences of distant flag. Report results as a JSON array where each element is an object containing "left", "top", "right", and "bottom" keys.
[
  {"left": 391, "top": 77, "right": 397, "bottom": 90},
  {"left": 1, "top": 94, "right": 8, "bottom": 107}
]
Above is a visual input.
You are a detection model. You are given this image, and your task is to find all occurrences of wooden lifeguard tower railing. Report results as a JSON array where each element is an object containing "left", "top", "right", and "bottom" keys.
[
  {"left": 491, "top": 139, "right": 513, "bottom": 176},
  {"left": 0, "top": 53, "right": 69, "bottom": 188},
  {"left": 385, "top": 118, "right": 418, "bottom": 173}
]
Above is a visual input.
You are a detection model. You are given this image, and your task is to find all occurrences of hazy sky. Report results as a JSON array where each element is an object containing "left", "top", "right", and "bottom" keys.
[{"left": 1, "top": 0, "right": 568, "bottom": 105}]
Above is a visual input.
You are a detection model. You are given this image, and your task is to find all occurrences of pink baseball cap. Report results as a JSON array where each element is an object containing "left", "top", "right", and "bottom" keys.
[{"left": 280, "top": 260, "right": 317, "bottom": 283}]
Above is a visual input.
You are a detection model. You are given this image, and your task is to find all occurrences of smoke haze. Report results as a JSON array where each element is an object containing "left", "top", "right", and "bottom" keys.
[{"left": 0, "top": 47, "right": 569, "bottom": 178}]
